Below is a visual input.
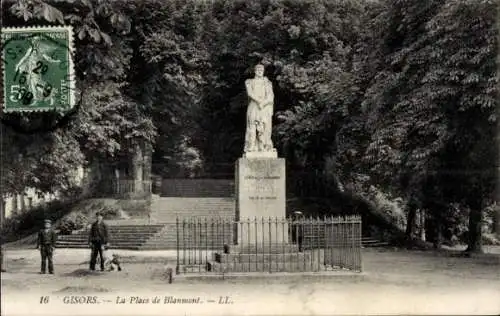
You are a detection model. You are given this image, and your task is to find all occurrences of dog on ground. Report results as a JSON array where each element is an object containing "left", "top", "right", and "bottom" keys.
[
  {"left": 105, "top": 253, "right": 122, "bottom": 271},
  {"left": 98, "top": 249, "right": 122, "bottom": 272}
]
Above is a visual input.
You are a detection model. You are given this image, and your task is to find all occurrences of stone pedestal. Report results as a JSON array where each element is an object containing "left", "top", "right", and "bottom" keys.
[
  {"left": 199, "top": 155, "right": 318, "bottom": 273},
  {"left": 235, "top": 157, "right": 287, "bottom": 246}
]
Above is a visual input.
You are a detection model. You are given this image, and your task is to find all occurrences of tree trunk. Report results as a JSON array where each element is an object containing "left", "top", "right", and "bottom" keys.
[
  {"left": 131, "top": 140, "right": 144, "bottom": 196},
  {"left": 495, "top": 205, "right": 500, "bottom": 239},
  {"left": 419, "top": 209, "right": 426, "bottom": 241},
  {"left": 143, "top": 142, "right": 153, "bottom": 195},
  {"left": 0, "top": 196, "right": 4, "bottom": 228},
  {"left": 405, "top": 205, "right": 416, "bottom": 240},
  {"left": 433, "top": 222, "right": 442, "bottom": 249},
  {"left": 466, "top": 206, "right": 483, "bottom": 253}
]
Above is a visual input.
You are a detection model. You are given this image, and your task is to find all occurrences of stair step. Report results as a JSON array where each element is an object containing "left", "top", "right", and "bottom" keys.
[
  {"left": 56, "top": 244, "right": 143, "bottom": 249},
  {"left": 60, "top": 232, "right": 159, "bottom": 236},
  {"left": 107, "top": 225, "right": 165, "bottom": 228},
  {"left": 58, "top": 237, "right": 157, "bottom": 241},
  {"left": 159, "top": 180, "right": 234, "bottom": 197},
  {"left": 61, "top": 231, "right": 160, "bottom": 236},
  {"left": 57, "top": 241, "right": 151, "bottom": 245},
  {"left": 58, "top": 239, "right": 156, "bottom": 243},
  {"left": 106, "top": 228, "right": 164, "bottom": 231},
  {"left": 57, "top": 240, "right": 151, "bottom": 244},
  {"left": 139, "top": 245, "right": 175, "bottom": 250},
  {"left": 56, "top": 223, "right": 166, "bottom": 249}
]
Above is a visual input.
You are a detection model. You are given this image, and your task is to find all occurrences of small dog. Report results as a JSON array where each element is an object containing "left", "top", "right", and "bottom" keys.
[{"left": 103, "top": 253, "right": 122, "bottom": 272}]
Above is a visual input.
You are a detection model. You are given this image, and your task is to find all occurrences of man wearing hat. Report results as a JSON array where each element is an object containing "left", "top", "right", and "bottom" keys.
[
  {"left": 88, "top": 212, "right": 109, "bottom": 271},
  {"left": 36, "top": 219, "right": 57, "bottom": 274}
]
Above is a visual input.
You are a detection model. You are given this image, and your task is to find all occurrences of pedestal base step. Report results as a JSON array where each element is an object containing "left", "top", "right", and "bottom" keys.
[
  {"left": 214, "top": 252, "right": 311, "bottom": 263},
  {"left": 205, "top": 261, "right": 324, "bottom": 273},
  {"left": 228, "top": 243, "right": 299, "bottom": 254}
]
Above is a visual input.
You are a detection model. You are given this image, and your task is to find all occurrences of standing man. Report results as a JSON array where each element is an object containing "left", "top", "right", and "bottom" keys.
[
  {"left": 88, "top": 212, "right": 109, "bottom": 271},
  {"left": 36, "top": 219, "right": 57, "bottom": 274},
  {"left": 244, "top": 63, "right": 276, "bottom": 153}
]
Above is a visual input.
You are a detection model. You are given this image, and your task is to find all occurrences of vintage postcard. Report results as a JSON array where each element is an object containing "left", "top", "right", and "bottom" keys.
[{"left": 1, "top": 0, "right": 499, "bottom": 315}]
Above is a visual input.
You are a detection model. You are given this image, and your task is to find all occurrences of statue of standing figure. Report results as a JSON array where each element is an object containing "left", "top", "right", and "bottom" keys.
[{"left": 244, "top": 64, "right": 276, "bottom": 154}]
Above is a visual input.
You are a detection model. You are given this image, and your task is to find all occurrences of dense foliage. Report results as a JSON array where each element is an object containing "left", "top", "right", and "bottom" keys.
[{"left": 1, "top": 0, "right": 498, "bottom": 251}]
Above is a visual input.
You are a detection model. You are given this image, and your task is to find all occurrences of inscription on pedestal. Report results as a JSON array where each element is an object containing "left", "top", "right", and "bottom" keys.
[{"left": 235, "top": 158, "right": 287, "bottom": 245}]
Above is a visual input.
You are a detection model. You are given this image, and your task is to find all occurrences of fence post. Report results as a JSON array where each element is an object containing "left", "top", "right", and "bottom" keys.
[
  {"left": 246, "top": 220, "right": 250, "bottom": 272},
  {"left": 222, "top": 217, "right": 225, "bottom": 251},
  {"left": 176, "top": 217, "right": 180, "bottom": 275},
  {"left": 357, "top": 215, "right": 362, "bottom": 272},
  {"left": 254, "top": 217, "right": 258, "bottom": 272},
  {"left": 269, "top": 217, "right": 272, "bottom": 273},
  {"left": 282, "top": 217, "right": 285, "bottom": 272},
  {"left": 211, "top": 219, "right": 214, "bottom": 252},
  {"left": 261, "top": 217, "right": 265, "bottom": 271},
  {"left": 205, "top": 217, "right": 208, "bottom": 270},
  {"left": 182, "top": 218, "right": 186, "bottom": 268},
  {"left": 344, "top": 216, "right": 348, "bottom": 269},
  {"left": 342, "top": 216, "right": 345, "bottom": 268},
  {"left": 198, "top": 217, "right": 201, "bottom": 272},
  {"left": 351, "top": 215, "right": 355, "bottom": 270},
  {"left": 188, "top": 218, "right": 192, "bottom": 265}
]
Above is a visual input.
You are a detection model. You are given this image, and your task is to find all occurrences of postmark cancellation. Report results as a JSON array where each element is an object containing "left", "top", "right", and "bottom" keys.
[{"left": 1, "top": 26, "right": 75, "bottom": 112}]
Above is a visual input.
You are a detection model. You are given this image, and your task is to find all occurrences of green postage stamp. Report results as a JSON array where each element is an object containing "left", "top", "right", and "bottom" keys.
[{"left": 1, "top": 26, "right": 75, "bottom": 112}]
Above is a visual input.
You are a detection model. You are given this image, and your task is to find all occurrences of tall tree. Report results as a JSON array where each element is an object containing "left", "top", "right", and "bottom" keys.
[{"left": 335, "top": 0, "right": 497, "bottom": 250}]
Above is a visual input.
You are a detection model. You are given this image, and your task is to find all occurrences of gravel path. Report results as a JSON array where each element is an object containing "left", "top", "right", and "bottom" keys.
[{"left": 2, "top": 248, "right": 499, "bottom": 315}]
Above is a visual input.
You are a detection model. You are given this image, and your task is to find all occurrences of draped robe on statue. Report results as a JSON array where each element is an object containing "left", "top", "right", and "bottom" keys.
[{"left": 244, "top": 77, "right": 274, "bottom": 152}]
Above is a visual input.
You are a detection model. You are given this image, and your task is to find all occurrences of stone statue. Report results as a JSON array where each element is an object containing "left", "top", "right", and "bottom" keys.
[{"left": 244, "top": 64, "right": 276, "bottom": 154}]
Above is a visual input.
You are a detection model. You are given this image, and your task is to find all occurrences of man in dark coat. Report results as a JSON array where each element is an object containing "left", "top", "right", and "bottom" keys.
[
  {"left": 88, "top": 212, "right": 109, "bottom": 271},
  {"left": 36, "top": 219, "right": 57, "bottom": 274}
]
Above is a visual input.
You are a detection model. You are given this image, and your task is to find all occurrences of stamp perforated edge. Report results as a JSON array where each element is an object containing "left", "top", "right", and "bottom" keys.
[{"left": 1, "top": 25, "right": 75, "bottom": 113}]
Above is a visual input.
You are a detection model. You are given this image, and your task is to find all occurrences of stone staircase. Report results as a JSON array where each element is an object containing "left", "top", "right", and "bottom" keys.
[
  {"left": 160, "top": 179, "right": 234, "bottom": 197},
  {"left": 57, "top": 227, "right": 388, "bottom": 250},
  {"left": 56, "top": 197, "right": 236, "bottom": 250},
  {"left": 140, "top": 222, "right": 234, "bottom": 250},
  {"left": 150, "top": 197, "right": 235, "bottom": 222},
  {"left": 56, "top": 224, "right": 165, "bottom": 250},
  {"left": 142, "top": 197, "right": 236, "bottom": 249}
]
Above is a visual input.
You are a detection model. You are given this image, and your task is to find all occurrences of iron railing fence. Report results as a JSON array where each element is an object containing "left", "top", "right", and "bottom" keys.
[{"left": 176, "top": 215, "right": 362, "bottom": 274}]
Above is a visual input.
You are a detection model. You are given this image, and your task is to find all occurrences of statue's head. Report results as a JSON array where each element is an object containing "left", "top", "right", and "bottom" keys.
[{"left": 254, "top": 64, "right": 265, "bottom": 78}]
